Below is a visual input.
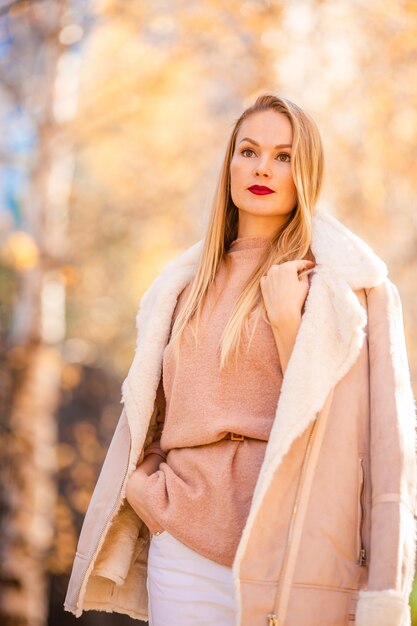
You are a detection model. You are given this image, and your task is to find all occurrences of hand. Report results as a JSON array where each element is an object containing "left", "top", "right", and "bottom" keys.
[
  {"left": 260, "top": 259, "right": 315, "bottom": 328},
  {"left": 125, "top": 467, "right": 165, "bottom": 535}
]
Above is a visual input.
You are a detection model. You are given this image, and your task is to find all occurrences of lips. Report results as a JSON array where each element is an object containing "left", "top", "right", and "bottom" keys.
[{"left": 248, "top": 185, "right": 275, "bottom": 195}]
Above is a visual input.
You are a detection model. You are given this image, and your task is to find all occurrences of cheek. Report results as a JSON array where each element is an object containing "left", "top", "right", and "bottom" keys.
[
  {"left": 230, "top": 160, "right": 237, "bottom": 176},
  {"left": 280, "top": 167, "right": 296, "bottom": 194},
  {"left": 230, "top": 160, "right": 244, "bottom": 186}
]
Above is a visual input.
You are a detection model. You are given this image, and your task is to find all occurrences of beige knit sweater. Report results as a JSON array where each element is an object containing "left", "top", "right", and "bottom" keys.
[{"left": 139, "top": 235, "right": 283, "bottom": 567}]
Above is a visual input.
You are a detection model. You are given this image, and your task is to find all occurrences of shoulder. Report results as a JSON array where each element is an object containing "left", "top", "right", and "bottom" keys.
[
  {"left": 364, "top": 277, "right": 402, "bottom": 307},
  {"left": 363, "top": 277, "right": 407, "bottom": 338}
]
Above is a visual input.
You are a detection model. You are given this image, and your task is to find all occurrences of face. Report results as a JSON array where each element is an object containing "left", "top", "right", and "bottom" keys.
[{"left": 230, "top": 109, "right": 298, "bottom": 236}]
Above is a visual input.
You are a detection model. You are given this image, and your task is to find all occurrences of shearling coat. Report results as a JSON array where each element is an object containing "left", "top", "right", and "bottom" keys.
[{"left": 64, "top": 208, "right": 417, "bottom": 626}]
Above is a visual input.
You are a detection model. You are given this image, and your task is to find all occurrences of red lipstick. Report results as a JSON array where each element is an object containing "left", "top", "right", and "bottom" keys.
[{"left": 248, "top": 185, "right": 274, "bottom": 195}]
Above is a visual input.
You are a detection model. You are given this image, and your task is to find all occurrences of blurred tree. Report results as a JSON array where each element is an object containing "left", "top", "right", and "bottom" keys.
[{"left": 0, "top": 1, "right": 73, "bottom": 625}]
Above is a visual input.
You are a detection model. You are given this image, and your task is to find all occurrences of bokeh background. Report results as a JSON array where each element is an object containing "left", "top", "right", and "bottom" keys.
[{"left": 0, "top": 0, "right": 416, "bottom": 624}]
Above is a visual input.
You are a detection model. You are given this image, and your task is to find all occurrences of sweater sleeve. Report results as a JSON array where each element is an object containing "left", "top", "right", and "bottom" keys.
[
  {"left": 356, "top": 279, "right": 417, "bottom": 626},
  {"left": 142, "top": 376, "right": 167, "bottom": 462}
]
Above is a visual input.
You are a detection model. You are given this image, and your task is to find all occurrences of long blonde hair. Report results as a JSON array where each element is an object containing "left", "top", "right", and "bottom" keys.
[{"left": 170, "top": 93, "right": 324, "bottom": 371}]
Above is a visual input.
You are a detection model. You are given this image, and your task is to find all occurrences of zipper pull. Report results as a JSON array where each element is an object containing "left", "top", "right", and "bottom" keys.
[
  {"left": 267, "top": 614, "right": 278, "bottom": 626},
  {"left": 359, "top": 548, "right": 367, "bottom": 566}
]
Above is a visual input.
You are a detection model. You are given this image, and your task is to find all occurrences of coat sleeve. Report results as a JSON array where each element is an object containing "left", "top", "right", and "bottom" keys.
[{"left": 356, "top": 278, "right": 417, "bottom": 626}]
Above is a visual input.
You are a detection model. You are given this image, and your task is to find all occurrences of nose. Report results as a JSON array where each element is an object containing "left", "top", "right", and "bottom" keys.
[{"left": 254, "top": 158, "right": 272, "bottom": 178}]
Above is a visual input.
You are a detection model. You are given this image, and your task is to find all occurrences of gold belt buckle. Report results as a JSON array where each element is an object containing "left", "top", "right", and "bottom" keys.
[{"left": 230, "top": 432, "right": 245, "bottom": 441}]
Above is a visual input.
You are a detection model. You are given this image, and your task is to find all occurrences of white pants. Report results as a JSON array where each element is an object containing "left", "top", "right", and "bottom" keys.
[{"left": 146, "top": 530, "right": 237, "bottom": 625}]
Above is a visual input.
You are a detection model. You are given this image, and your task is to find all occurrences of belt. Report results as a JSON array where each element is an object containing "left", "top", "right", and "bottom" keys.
[{"left": 223, "top": 432, "right": 250, "bottom": 441}]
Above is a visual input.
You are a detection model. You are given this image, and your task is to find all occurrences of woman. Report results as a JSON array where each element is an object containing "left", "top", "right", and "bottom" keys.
[{"left": 64, "top": 94, "right": 417, "bottom": 626}]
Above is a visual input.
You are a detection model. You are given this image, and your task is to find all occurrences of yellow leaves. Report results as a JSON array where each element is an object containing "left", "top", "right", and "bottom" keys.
[
  {"left": 60, "top": 363, "right": 82, "bottom": 389},
  {"left": 47, "top": 497, "right": 78, "bottom": 574},
  {"left": 1, "top": 231, "right": 39, "bottom": 271},
  {"left": 56, "top": 443, "right": 76, "bottom": 470},
  {"left": 392, "top": 108, "right": 417, "bottom": 143}
]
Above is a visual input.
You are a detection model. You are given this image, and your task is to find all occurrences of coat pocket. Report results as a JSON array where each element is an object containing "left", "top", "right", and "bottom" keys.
[{"left": 356, "top": 456, "right": 367, "bottom": 567}]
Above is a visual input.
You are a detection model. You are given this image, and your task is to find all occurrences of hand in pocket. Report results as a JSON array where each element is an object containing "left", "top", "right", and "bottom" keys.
[{"left": 126, "top": 467, "right": 165, "bottom": 535}]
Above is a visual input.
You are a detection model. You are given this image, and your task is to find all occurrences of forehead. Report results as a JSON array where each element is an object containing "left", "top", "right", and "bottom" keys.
[{"left": 236, "top": 110, "right": 293, "bottom": 144}]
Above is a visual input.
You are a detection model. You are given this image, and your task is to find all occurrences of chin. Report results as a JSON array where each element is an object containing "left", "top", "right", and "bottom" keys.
[{"left": 239, "top": 202, "right": 290, "bottom": 217}]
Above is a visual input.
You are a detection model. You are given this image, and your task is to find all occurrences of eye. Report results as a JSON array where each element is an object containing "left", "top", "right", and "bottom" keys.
[{"left": 240, "top": 148, "right": 291, "bottom": 162}]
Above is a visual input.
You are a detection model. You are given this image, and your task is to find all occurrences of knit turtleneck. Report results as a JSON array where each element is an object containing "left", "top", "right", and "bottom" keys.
[
  {"left": 229, "top": 235, "right": 273, "bottom": 252},
  {"left": 139, "top": 228, "right": 282, "bottom": 568}
]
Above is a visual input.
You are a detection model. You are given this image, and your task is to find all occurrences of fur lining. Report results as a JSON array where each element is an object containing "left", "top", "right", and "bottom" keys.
[
  {"left": 93, "top": 501, "right": 141, "bottom": 585},
  {"left": 311, "top": 209, "right": 387, "bottom": 289},
  {"left": 355, "top": 589, "right": 411, "bottom": 626}
]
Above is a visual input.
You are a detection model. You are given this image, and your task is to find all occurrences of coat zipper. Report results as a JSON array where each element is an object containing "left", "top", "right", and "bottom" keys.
[
  {"left": 75, "top": 435, "right": 132, "bottom": 609},
  {"left": 357, "top": 456, "right": 367, "bottom": 567},
  {"left": 267, "top": 450, "right": 367, "bottom": 625},
  {"left": 266, "top": 418, "right": 318, "bottom": 626}
]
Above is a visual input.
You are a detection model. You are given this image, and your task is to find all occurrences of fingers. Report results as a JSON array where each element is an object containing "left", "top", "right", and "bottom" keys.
[
  {"left": 298, "top": 272, "right": 310, "bottom": 284},
  {"left": 296, "top": 259, "right": 315, "bottom": 264},
  {"left": 295, "top": 259, "right": 315, "bottom": 279},
  {"left": 294, "top": 259, "right": 315, "bottom": 271},
  {"left": 297, "top": 267, "right": 315, "bottom": 279},
  {"left": 260, "top": 259, "right": 316, "bottom": 285}
]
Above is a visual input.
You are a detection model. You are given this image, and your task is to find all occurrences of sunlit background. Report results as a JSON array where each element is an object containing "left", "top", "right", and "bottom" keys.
[{"left": 0, "top": 1, "right": 416, "bottom": 624}]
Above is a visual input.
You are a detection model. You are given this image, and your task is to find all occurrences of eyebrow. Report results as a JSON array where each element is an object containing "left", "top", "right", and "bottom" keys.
[{"left": 238, "top": 137, "right": 292, "bottom": 149}]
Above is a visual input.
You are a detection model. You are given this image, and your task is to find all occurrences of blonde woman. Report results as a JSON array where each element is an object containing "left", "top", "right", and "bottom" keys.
[{"left": 65, "top": 94, "right": 417, "bottom": 626}]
